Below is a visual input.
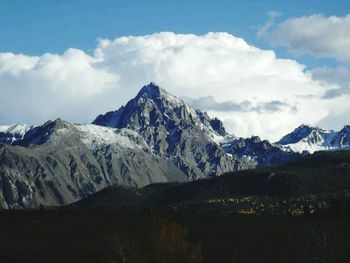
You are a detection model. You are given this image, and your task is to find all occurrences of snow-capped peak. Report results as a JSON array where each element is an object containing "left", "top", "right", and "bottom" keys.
[
  {"left": 15, "top": 118, "right": 76, "bottom": 146},
  {"left": 277, "top": 124, "right": 334, "bottom": 145},
  {"left": 277, "top": 124, "right": 323, "bottom": 145},
  {"left": 135, "top": 82, "right": 192, "bottom": 112},
  {"left": 93, "top": 82, "right": 229, "bottom": 143},
  {"left": 276, "top": 124, "right": 350, "bottom": 154}
]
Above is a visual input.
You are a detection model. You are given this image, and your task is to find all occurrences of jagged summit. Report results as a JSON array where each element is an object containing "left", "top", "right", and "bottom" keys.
[
  {"left": 93, "top": 82, "right": 226, "bottom": 138},
  {"left": 291, "top": 124, "right": 320, "bottom": 132},
  {"left": 296, "top": 124, "right": 315, "bottom": 129},
  {"left": 93, "top": 82, "right": 185, "bottom": 128},
  {"left": 135, "top": 82, "right": 188, "bottom": 110},
  {"left": 137, "top": 82, "right": 163, "bottom": 97},
  {"left": 35, "top": 118, "right": 73, "bottom": 133},
  {"left": 46, "top": 118, "right": 71, "bottom": 128}
]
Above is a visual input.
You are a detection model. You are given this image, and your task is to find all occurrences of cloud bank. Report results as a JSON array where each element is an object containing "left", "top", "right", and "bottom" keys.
[
  {"left": 182, "top": 96, "right": 295, "bottom": 114},
  {"left": 269, "top": 14, "right": 350, "bottom": 63},
  {"left": 0, "top": 32, "right": 348, "bottom": 140}
]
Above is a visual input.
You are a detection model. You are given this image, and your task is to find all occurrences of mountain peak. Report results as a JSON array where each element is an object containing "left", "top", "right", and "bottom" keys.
[
  {"left": 136, "top": 82, "right": 178, "bottom": 102},
  {"left": 278, "top": 124, "right": 321, "bottom": 145},
  {"left": 50, "top": 118, "right": 69, "bottom": 127},
  {"left": 135, "top": 82, "right": 184, "bottom": 107},
  {"left": 93, "top": 82, "right": 192, "bottom": 129},
  {"left": 295, "top": 124, "right": 316, "bottom": 131},
  {"left": 138, "top": 82, "right": 162, "bottom": 97},
  {"left": 15, "top": 118, "right": 74, "bottom": 146}
]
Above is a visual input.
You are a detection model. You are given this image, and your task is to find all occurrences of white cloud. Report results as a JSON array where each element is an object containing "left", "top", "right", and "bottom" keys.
[
  {"left": 0, "top": 32, "right": 346, "bottom": 141},
  {"left": 0, "top": 49, "right": 118, "bottom": 124},
  {"left": 268, "top": 14, "right": 350, "bottom": 63}
]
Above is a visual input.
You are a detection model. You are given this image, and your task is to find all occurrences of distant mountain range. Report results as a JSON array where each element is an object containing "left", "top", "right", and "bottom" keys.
[
  {"left": 0, "top": 82, "right": 349, "bottom": 208},
  {"left": 278, "top": 124, "right": 350, "bottom": 153}
]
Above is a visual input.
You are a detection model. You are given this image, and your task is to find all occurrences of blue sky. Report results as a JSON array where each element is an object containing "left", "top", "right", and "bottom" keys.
[
  {"left": 0, "top": 0, "right": 350, "bottom": 140},
  {"left": 0, "top": 0, "right": 348, "bottom": 65}
]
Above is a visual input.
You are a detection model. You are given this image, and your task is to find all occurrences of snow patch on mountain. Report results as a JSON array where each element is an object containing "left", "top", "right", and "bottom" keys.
[
  {"left": 0, "top": 126, "right": 10, "bottom": 133},
  {"left": 0, "top": 123, "right": 33, "bottom": 135},
  {"left": 76, "top": 124, "right": 147, "bottom": 150},
  {"left": 196, "top": 122, "right": 233, "bottom": 146},
  {"left": 0, "top": 123, "right": 34, "bottom": 144}
]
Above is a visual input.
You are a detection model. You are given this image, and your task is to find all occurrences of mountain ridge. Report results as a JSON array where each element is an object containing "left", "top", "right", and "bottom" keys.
[{"left": 278, "top": 124, "right": 350, "bottom": 153}]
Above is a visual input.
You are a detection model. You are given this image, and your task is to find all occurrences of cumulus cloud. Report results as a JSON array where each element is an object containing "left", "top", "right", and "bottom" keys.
[
  {"left": 0, "top": 32, "right": 345, "bottom": 140},
  {"left": 0, "top": 50, "right": 118, "bottom": 124},
  {"left": 268, "top": 14, "right": 350, "bottom": 63}
]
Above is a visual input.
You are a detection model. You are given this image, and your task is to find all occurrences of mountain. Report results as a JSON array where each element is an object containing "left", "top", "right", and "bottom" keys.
[
  {"left": 0, "top": 119, "right": 187, "bottom": 208},
  {"left": 0, "top": 124, "right": 33, "bottom": 144},
  {"left": 93, "top": 82, "right": 255, "bottom": 179},
  {"left": 278, "top": 124, "right": 350, "bottom": 153},
  {"left": 93, "top": 82, "right": 303, "bottom": 173},
  {"left": 0, "top": 82, "right": 349, "bottom": 209}
]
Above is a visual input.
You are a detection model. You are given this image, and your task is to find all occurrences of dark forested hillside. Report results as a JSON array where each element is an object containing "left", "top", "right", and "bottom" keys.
[{"left": 73, "top": 151, "right": 350, "bottom": 215}]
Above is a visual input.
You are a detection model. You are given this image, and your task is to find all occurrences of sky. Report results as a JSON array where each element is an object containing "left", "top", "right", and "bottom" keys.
[{"left": 0, "top": 0, "right": 350, "bottom": 141}]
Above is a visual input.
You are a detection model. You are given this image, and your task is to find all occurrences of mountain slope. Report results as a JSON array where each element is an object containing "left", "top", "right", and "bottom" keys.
[{"left": 0, "top": 119, "right": 187, "bottom": 208}]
